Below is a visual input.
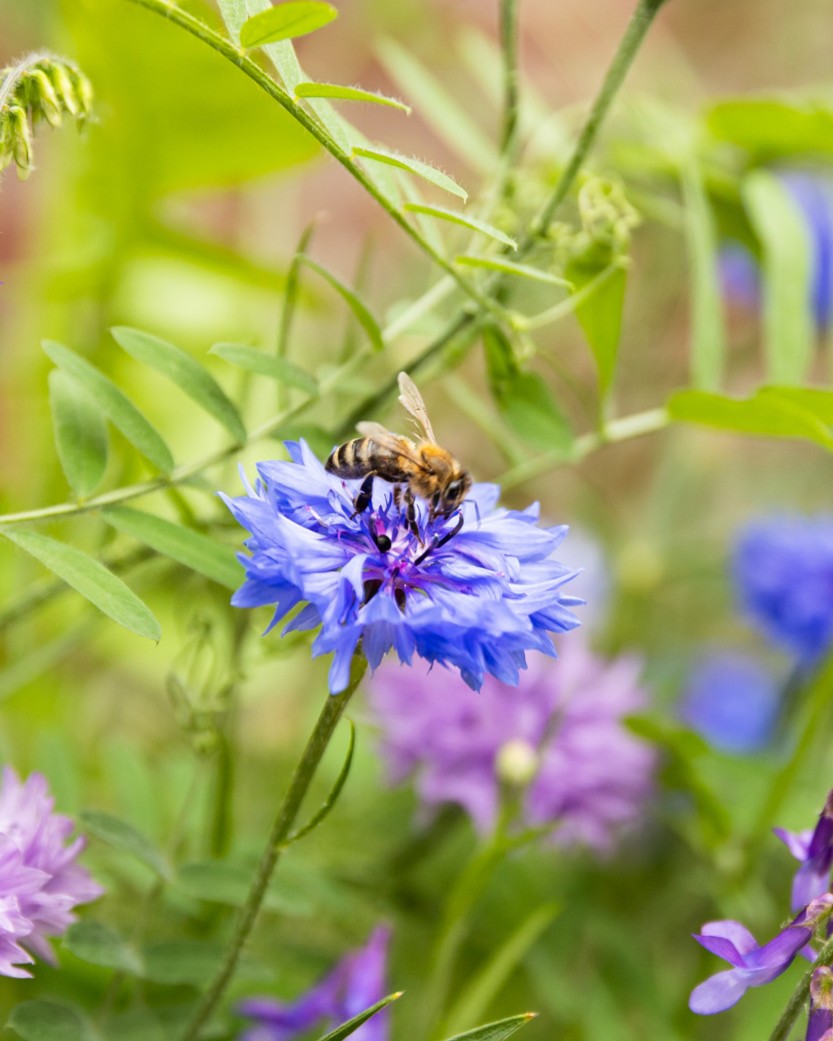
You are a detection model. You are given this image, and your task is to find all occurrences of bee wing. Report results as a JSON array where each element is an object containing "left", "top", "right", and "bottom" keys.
[
  {"left": 355, "top": 422, "right": 424, "bottom": 467},
  {"left": 397, "top": 371, "right": 436, "bottom": 443}
]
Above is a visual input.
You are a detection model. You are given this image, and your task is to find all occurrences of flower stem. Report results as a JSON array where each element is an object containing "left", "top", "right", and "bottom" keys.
[
  {"left": 769, "top": 933, "right": 833, "bottom": 1041},
  {"left": 178, "top": 658, "right": 366, "bottom": 1041},
  {"left": 498, "top": 0, "right": 521, "bottom": 160}
]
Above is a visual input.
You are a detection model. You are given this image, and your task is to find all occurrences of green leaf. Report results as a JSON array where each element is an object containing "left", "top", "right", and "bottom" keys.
[
  {"left": 667, "top": 389, "right": 833, "bottom": 449},
  {"left": 707, "top": 98, "right": 833, "bottom": 162},
  {"left": 295, "top": 82, "right": 410, "bottom": 114},
  {"left": 439, "top": 1013, "right": 538, "bottom": 1041},
  {"left": 1, "top": 529, "right": 161, "bottom": 641},
  {"left": 758, "top": 385, "right": 833, "bottom": 423},
  {"left": 111, "top": 326, "right": 246, "bottom": 444},
  {"left": 377, "top": 37, "right": 494, "bottom": 171},
  {"left": 210, "top": 343, "right": 318, "bottom": 394},
  {"left": 353, "top": 145, "right": 468, "bottom": 202},
  {"left": 48, "top": 370, "right": 108, "bottom": 499},
  {"left": 742, "top": 170, "right": 813, "bottom": 385},
  {"left": 314, "top": 992, "right": 403, "bottom": 1041},
  {"left": 175, "top": 860, "right": 308, "bottom": 914},
  {"left": 7, "top": 1001, "right": 97, "bottom": 1041},
  {"left": 64, "top": 921, "right": 143, "bottom": 975},
  {"left": 217, "top": 0, "right": 248, "bottom": 42},
  {"left": 681, "top": 161, "right": 726, "bottom": 390},
  {"left": 455, "top": 254, "right": 569, "bottom": 285},
  {"left": 484, "top": 328, "right": 572, "bottom": 454},
  {"left": 100, "top": 506, "right": 241, "bottom": 590},
  {"left": 141, "top": 940, "right": 224, "bottom": 986},
  {"left": 402, "top": 205, "right": 516, "bottom": 249},
  {"left": 80, "top": 810, "right": 172, "bottom": 880},
  {"left": 299, "top": 256, "right": 385, "bottom": 353},
  {"left": 41, "top": 341, "right": 173, "bottom": 474},
  {"left": 564, "top": 260, "right": 627, "bottom": 398},
  {"left": 441, "top": 905, "right": 558, "bottom": 1037},
  {"left": 240, "top": 1, "right": 338, "bottom": 48}
]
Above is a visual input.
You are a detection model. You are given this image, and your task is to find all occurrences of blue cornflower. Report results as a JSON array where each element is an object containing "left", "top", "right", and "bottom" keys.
[
  {"left": 679, "top": 652, "right": 780, "bottom": 754},
  {"left": 222, "top": 441, "right": 581, "bottom": 694},
  {"left": 732, "top": 515, "right": 833, "bottom": 666}
]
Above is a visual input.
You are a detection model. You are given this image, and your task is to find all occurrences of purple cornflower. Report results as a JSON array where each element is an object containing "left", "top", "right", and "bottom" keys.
[
  {"left": 732, "top": 515, "right": 833, "bottom": 666},
  {"left": 775, "top": 791, "right": 833, "bottom": 911},
  {"left": 237, "top": 926, "right": 391, "bottom": 1041},
  {"left": 0, "top": 766, "right": 103, "bottom": 977},
  {"left": 679, "top": 652, "right": 780, "bottom": 754},
  {"left": 721, "top": 169, "right": 833, "bottom": 329},
  {"left": 223, "top": 441, "right": 581, "bottom": 694},
  {"left": 689, "top": 919, "right": 812, "bottom": 1015},
  {"left": 808, "top": 967, "right": 833, "bottom": 1041},
  {"left": 367, "top": 636, "right": 655, "bottom": 851}
]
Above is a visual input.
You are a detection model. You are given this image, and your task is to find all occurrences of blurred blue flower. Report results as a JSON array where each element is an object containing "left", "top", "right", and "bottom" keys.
[
  {"left": 775, "top": 790, "right": 833, "bottom": 911},
  {"left": 0, "top": 766, "right": 103, "bottom": 977},
  {"left": 679, "top": 652, "right": 780, "bottom": 754},
  {"left": 732, "top": 515, "right": 833, "bottom": 666},
  {"left": 368, "top": 636, "right": 655, "bottom": 852},
  {"left": 223, "top": 441, "right": 581, "bottom": 694},
  {"left": 689, "top": 918, "right": 812, "bottom": 1015},
  {"left": 720, "top": 170, "right": 833, "bottom": 329},
  {"left": 237, "top": 926, "right": 391, "bottom": 1041}
]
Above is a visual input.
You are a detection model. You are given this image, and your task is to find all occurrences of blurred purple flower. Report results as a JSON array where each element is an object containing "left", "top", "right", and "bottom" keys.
[
  {"left": 368, "top": 636, "right": 655, "bottom": 852},
  {"left": 223, "top": 441, "right": 581, "bottom": 695},
  {"left": 732, "top": 515, "right": 833, "bottom": 665},
  {"left": 720, "top": 170, "right": 833, "bottom": 329},
  {"left": 679, "top": 652, "right": 779, "bottom": 754},
  {"left": 809, "top": 967, "right": 833, "bottom": 1041},
  {"left": 775, "top": 790, "right": 833, "bottom": 911},
  {"left": 0, "top": 766, "right": 103, "bottom": 977},
  {"left": 689, "top": 919, "right": 812, "bottom": 1015},
  {"left": 237, "top": 926, "right": 391, "bottom": 1041}
]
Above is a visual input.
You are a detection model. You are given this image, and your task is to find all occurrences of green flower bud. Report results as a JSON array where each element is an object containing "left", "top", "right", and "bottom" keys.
[
  {"left": 47, "top": 61, "right": 80, "bottom": 117},
  {"left": 8, "top": 106, "right": 33, "bottom": 178},
  {"left": 30, "top": 68, "right": 63, "bottom": 127}
]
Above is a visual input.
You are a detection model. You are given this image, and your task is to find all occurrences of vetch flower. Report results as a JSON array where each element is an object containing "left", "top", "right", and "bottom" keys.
[
  {"left": 689, "top": 919, "right": 812, "bottom": 1014},
  {"left": 775, "top": 790, "right": 833, "bottom": 911},
  {"left": 733, "top": 515, "right": 833, "bottom": 666},
  {"left": 0, "top": 766, "right": 103, "bottom": 977},
  {"left": 679, "top": 652, "right": 780, "bottom": 754},
  {"left": 808, "top": 967, "right": 833, "bottom": 1041},
  {"left": 368, "top": 636, "right": 654, "bottom": 851},
  {"left": 223, "top": 441, "right": 581, "bottom": 694},
  {"left": 237, "top": 926, "right": 391, "bottom": 1041}
]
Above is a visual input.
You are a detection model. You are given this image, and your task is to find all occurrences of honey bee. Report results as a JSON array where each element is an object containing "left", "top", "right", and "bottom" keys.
[{"left": 326, "top": 371, "right": 472, "bottom": 538}]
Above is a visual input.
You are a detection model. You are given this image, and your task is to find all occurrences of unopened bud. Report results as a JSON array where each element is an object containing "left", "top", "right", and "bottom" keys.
[
  {"left": 496, "top": 738, "right": 539, "bottom": 788},
  {"left": 30, "top": 69, "right": 63, "bottom": 127},
  {"left": 811, "top": 967, "right": 833, "bottom": 1011},
  {"left": 8, "top": 107, "right": 33, "bottom": 177},
  {"left": 48, "top": 61, "right": 80, "bottom": 117},
  {"left": 69, "top": 66, "right": 94, "bottom": 117}
]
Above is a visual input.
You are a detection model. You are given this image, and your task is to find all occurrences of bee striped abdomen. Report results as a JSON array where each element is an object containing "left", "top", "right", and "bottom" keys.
[{"left": 326, "top": 439, "right": 375, "bottom": 478}]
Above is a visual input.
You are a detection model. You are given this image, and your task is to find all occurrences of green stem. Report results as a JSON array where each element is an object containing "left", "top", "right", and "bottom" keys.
[
  {"left": 769, "top": 932, "right": 833, "bottom": 1041},
  {"left": 0, "top": 52, "right": 52, "bottom": 110},
  {"left": 518, "top": 0, "right": 670, "bottom": 253},
  {"left": 121, "top": 0, "right": 507, "bottom": 326},
  {"left": 498, "top": 0, "right": 520, "bottom": 159},
  {"left": 179, "top": 658, "right": 366, "bottom": 1041}
]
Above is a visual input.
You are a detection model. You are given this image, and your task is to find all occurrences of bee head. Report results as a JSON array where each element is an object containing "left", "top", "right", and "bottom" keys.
[{"left": 437, "top": 472, "right": 472, "bottom": 515}]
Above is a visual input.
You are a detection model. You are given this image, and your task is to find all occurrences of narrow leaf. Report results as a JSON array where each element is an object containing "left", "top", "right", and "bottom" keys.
[
  {"left": 667, "top": 389, "right": 833, "bottom": 449},
  {"left": 7, "top": 1001, "right": 97, "bottom": 1041},
  {"left": 440, "top": 1012, "right": 538, "bottom": 1041},
  {"left": 210, "top": 343, "right": 318, "bottom": 394},
  {"left": 295, "top": 82, "right": 410, "bottom": 114},
  {"left": 111, "top": 326, "right": 246, "bottom": 444},
  {"left": 240, "top": 1, "right": 338, "bottom": 48},
  {"left": 299, "top": 256, "right": 385, "bottom": 352},
  {"left": 758, "top": 385, "right": 833, "bottom": 423},
  {"left": 1, "top": 529, "right": 161, "bottom": 641},
  {"left": 314, "top": 992, "right": 403, "bottom": 1041},
  {"left": 353, "top": 145, "right": 468, "bottom": 202},
  {"left": 287, "top": 721, "right": 355, "bottom": 845},
  {"left": 175, "top": 861, "right": 301, "bottom": 913},
  {"left": 141, "top": 941, "right": 223, "bottom": 985},
  {"left": 64, "top": 921, "right": 143, "bottom": 975},
  {"left": 707, "top": 98, "right": 833, "bottom": 163},
  {"left": 681, "top": 160, "right": 726, "bottom": 390},
  {"left": 377, "top": 37, "right": 494, "bottom": 171},
  {"left": 48, "top": 370, "right": 108, "bottom": 499},
  {"left": 564, "top": 261, "right": 627, "bottom": 398},
  {"left": 41, "top": 340, "right": 173, "bottom": 473},
  {"left": 101, "top": 506, "right": 242, "bottom": 590},
  {"left": 80, "top": 810, "right": 171, "bottom": 880},
  {"left": 216, "top": 0, "right": 248, "bottom": 41},
  {"left": 403, "top": 205, "right": 516, "bottom": 249},
  {"left": 456, "top": 254, "right": 569, "bottom": 285},
  {"left": 742, "top": 170, "right": 813, "bottom": 384}
]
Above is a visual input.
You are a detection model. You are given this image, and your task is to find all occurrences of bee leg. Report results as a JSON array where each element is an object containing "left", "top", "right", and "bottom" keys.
[
  {"left": 434, "top": 513, "right": 464, "bottom": 549},
  {"left": 403, "top": 487, "right": 421, "bottom": 541},
  {"left": 352, "top": 473, "right": 376, "bottom": 516}
]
